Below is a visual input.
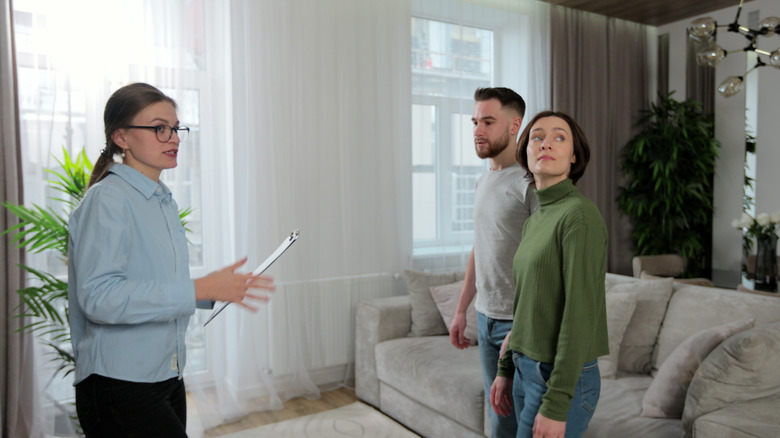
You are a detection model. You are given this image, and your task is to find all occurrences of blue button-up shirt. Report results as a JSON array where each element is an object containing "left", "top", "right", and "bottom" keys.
[{"left": 68, "top": 163, "right": 195, "bottom": 385}]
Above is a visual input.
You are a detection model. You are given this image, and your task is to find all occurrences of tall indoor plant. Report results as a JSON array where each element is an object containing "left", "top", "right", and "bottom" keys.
[
  {"left": 617, "top": 93, "right": 720, "bottom": 278},
  {"left": 3, "top": 148, "right": 191, "bottom": 378}
]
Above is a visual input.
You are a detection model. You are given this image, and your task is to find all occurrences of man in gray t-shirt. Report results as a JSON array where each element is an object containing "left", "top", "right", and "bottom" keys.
[{"left": 449, "top": 87, "right": 537, "bottom": 438}]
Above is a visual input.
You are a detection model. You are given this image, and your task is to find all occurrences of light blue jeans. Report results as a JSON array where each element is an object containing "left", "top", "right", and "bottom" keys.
[
  {"left": 478, "top": 312, "right": 518, "bottom": 438},
  {"left": 511, "top": 353, "right": 600, "bottom": 438}
]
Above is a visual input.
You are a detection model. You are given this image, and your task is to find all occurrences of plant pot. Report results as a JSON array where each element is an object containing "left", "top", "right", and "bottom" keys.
[{"left": 754, "top": 235, "right": 778, "bottom": 292}]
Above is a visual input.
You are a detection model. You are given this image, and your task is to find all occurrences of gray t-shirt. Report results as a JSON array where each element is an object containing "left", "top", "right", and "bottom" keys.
[{"left": 473, "top": 163, "right": 537, "bottom": 320}]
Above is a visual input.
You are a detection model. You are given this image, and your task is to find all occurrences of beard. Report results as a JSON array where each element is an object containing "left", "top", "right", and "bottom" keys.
[{"left": 475, "top": 130, "right": 511, "bottom": 159}]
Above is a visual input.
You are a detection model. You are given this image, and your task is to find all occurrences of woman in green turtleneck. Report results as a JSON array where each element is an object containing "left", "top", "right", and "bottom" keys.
[{"left": 489, "top": 111, "right": 608, "bottom": 438}]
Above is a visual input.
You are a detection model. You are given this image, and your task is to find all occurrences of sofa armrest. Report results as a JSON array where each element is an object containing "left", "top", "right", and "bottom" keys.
[{"left": 355, "top": 295, "right": 412, "bottom": 407}]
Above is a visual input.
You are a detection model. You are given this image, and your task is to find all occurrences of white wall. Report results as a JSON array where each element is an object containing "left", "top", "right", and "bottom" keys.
[{"left": 656, "top": 0, "right": 780, "bottom": 272}]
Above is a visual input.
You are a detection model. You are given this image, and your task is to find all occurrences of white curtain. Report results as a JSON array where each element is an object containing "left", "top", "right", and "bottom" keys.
[
  {"left": 186, "top": 0, "right": 413, "bottom": 433},
  {"left": 186, "top": 0, "right": 550, "bottom": 435}
]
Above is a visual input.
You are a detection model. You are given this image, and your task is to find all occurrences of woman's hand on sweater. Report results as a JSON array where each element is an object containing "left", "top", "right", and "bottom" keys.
[
  {"left": 490, "top": 376, "right": 513, "bottom": 417},
  {"left": 194, "top": 257, "right": 275, "bottom": 311}
]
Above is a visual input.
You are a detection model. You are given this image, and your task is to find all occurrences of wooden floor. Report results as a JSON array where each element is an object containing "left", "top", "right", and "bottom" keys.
[{"left": 199, "top": 386, "right": 358, "bottom": 437}]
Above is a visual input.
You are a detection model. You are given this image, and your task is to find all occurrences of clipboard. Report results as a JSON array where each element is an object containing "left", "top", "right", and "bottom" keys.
[{"left": 204, "top": 229, "right": 299, "bottom": 326}]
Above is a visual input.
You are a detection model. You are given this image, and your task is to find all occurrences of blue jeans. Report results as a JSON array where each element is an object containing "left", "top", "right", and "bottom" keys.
[
  {"left": 478, "top": 312, "right": 518, "bottom": 438},
  {"left": 511, "top": 353, "right": 600, "bottom": 438}
]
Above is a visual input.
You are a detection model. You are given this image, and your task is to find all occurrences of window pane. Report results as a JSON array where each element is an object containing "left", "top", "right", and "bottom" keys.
[
  {"left": 411, "top": 17, "right": 493, "bottom": 98},
  {"left": 451, "top": 113, "right": 482, "bottom": 167},
  {"left": 412, "top": 104, "right": 436, "bottom": 167},
  {"left": 413, "top": 172, "right": 437, "bottom": 240},
  {"left": 411, "top": 16, "right": 493, "bottom": 251}
]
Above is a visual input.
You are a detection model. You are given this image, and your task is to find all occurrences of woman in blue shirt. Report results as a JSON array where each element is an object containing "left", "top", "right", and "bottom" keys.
[{"left": 69, "top": 83, "right": 273, "bottom": 437}]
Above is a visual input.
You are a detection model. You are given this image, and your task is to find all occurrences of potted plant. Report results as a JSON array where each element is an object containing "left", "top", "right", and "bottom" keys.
[
  {"left": 732, "top": 211, "right": 780, "bottom": 292},
  {"left": 617, "top": 92, "right": 720, "bottom": 278}
]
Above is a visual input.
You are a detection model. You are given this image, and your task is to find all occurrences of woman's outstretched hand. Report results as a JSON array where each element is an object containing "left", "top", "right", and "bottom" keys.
[{"left": 195, "top": 257, "right": 275, "bottom": 311}]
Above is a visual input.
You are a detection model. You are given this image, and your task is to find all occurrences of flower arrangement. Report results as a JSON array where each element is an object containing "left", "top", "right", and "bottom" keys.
[{"left": 732, "top": 211, "right": 780, "bottom": 241}]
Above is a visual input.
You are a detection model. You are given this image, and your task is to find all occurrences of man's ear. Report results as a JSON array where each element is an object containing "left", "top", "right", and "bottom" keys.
[{"left": 511, "top": 116, "right": 523, "bottom": 136}]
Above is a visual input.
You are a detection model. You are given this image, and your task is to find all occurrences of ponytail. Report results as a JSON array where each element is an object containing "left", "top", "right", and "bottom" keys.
[{"left": 88, "top": 147, "right": 121, "bottom": 188}]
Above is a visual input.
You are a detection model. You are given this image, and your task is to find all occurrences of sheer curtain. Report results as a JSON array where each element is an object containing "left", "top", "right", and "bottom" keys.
[
  {"left": 186, "top": 0, "right": 551, "bottom": 435},
  {"left": 11, "top": 0, "right": 232, "bottom": 436},
  {"left": 549, "top": 6, "right": 650, "bottom": 275},
  {"left": 186, "top": 0, "right": 412, "bottom": 433}
]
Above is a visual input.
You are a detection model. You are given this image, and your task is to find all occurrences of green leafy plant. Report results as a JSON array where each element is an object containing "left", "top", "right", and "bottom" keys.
[
  {"left": 3, "top": 147, "right": 191, "bottom": 378},
  {"left": 617, "top": 93, "right": 720, "bottom": 278}
]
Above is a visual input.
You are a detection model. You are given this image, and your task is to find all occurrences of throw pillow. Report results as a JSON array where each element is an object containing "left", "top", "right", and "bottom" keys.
[
  {"left": 598, "top": 291, "right": 638, "bottom": 379},
  {"left": 682, "top": 321, "right": 780, "bottom": 436},
  {"left": 640, "top": 318, "right": 755, "bottom": 418},
  {"left": 404, "top": 269, "right": 465, "bottom": 337},
  {"left": 429, "top": 280, "right": 478, "bottom": 346},
  {"left": 608, "top": 277, "right": 674, "bottom": 374}
]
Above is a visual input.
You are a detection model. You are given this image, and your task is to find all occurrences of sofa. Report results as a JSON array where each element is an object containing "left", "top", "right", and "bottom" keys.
[{"left": 355, "top": 270, "right": 780, "bottom": 437}]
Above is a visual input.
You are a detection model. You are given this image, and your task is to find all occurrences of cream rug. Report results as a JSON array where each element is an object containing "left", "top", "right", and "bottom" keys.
[{"left": 219, "top": 402, "right": 420, "bottom": 438}]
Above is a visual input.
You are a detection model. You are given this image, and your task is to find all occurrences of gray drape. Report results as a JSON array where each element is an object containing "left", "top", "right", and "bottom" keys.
[
  {"left": 2, "top": 0, "right": 39, "bottom": 437},
  {"left": 550, "top": 6, "right": 650, "bottom": 276},
  {"left": 686, "top": 32, "right": 715, "bottom": 116}
]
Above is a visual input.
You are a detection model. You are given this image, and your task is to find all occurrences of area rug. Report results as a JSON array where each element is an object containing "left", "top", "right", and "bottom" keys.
[{"left": 219, "top": 402, "right": 420, "bottom": 437}]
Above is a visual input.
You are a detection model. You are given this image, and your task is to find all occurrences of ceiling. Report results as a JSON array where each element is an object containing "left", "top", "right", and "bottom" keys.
[{"left": 536, "top": 0, "right": 753, "bottom": 27}]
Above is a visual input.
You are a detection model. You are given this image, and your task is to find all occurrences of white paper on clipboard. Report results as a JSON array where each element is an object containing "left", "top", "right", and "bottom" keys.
[{"left": 204, "top": 229, "right": 299, "bottom": 326}]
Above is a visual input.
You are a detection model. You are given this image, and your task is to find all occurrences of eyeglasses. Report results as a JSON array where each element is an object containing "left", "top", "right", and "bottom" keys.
[{"left": 127, "top": 125, "right": 190, "bottom": 143}]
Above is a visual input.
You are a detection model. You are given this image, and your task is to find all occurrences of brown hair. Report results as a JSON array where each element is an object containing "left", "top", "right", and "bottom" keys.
[
  {"left": 88, "top": 83, "right": 177, "bottom": 187},
  {"left": 474, "top": 87, "right": 526, "bottom": 118},
  {"left": 516, "top": 111, "right": 590, "bottom": 185}
]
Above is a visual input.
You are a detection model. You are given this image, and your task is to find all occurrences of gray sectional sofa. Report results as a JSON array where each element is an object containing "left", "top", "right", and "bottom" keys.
[{"left": 355, "top": 272, "right": 780, "bottom": 437}]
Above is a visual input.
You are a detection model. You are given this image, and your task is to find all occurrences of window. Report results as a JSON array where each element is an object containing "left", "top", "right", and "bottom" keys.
[{"left": 411, "top": 17, "right": 493, "bottom": 253}]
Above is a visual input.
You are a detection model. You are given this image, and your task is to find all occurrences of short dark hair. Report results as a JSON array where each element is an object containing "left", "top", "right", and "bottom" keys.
[
  {"left": 474, "top": 87, "right": 526, "bottom": 118},
  {"left": 516, "top": 111, "right": 591, "bottom": 185}
]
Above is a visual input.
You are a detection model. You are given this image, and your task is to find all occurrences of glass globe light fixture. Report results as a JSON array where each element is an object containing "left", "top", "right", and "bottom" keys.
[
  {"left": 718, "top": 76, "right": 743, "bottom": 97},
  {"left": 689, "top": 17, "right": 717, "bottom": 42},
  {"left": 770, "top": 49, "right": 780, "bottom": 69},
  {"left": 759, "top": 16, "right": 780, "bottom": 36},
  {"left": 697, "top": 44, "right": 727, "bottom": 67}
]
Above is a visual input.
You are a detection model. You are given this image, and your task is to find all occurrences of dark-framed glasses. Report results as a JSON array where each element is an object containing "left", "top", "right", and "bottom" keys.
[{"left": 127, "top": 125, "right": 190, "bottom": 142}]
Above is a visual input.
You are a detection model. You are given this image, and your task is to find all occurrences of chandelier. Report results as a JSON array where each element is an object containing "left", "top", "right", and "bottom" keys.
[{"left": 688, "top": 0, "right": 780, "bottom": 97}]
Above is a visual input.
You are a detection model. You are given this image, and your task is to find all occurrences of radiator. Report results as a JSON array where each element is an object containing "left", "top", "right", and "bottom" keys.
[{"left": 269, "top": 272, "right": 401, "bottom": 379}]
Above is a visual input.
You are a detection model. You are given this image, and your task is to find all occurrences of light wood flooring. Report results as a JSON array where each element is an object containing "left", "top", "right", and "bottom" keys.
[{"left": 197, "top": 386, "right": 358, "bottom": 437}]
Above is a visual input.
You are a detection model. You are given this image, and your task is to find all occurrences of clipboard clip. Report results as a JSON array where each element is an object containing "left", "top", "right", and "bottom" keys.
[{"left": 204, "top": 229, "right": 299, "bottom": 326}]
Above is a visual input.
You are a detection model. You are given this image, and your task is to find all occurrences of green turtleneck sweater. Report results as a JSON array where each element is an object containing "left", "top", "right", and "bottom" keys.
[{"left": 497, "top": 178, "right": 608, "bottom": 422}]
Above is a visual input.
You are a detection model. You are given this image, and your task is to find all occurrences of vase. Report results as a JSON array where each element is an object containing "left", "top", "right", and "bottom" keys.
[{"left": 754, "top": 234, "right": 778, "bottom": 292}]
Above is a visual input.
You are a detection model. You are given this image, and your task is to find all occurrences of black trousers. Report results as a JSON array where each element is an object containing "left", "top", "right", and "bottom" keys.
[{"left": 75, "top": 374, "right": 187, "bottom": 438}]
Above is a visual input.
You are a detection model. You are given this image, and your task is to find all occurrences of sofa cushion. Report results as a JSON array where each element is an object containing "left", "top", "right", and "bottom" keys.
[
  {"left": 682, "top": 322, "right": 780, "bottom": 436},
  {"left": 403, "top": 269, "right": 465, "bottom": 337},
  {"left": 429, "top": 280, "right": 478, "bottom": 346},
  {"left": 689, "top": 393, "right": 780, "bottom": 438},
  {"left": 599, "top": 291, "right": 637, "bottom": 378},
  {"left": 607, "top": 277, "right": 674, "bottom": 374},
  {"left": 652, "top": 284, "right": 780, "bottom": 374},
  {"left": 584, "top": 372, "right": 683, "bottom": 438},
  {"left": 375, "top": 336, "right": 483, "bottom": 432},
  {"left": 640, "top": 318, "right": 755, "bottom": 418}
]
